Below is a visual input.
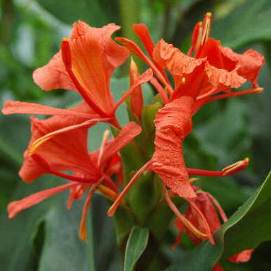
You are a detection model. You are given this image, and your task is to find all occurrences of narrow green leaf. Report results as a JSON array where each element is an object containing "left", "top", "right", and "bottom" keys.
[
  {"left": 124, "top": 227, "right": 149, "bottom": 271},
  {"left": 166, "top": 170, "right": 271, "bottom": 271}
]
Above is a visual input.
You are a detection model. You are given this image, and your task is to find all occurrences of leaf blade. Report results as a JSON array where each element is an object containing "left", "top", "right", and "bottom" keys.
[{"left": 124, "top": 227, "right": 149, "bottom": 271}]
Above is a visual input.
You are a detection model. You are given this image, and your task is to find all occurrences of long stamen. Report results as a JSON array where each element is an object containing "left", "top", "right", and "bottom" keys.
[
  {"left": 29, "top": 118, "right": 109, "bottom": 155},
  {"left": 163, "top": 185, "right": 208, "bottom": 239},
  {"left": 61, "top": 39, "right": 108, "bottom": 117},
  {"left": 102, "top": 175, "right": 118, "bottom": 193},
  {"left": 97, "top": 184, "right": 118, "bottom": 201},
  {"left": 186, "top": 158, "right": 249, "bottom": 177},
  {"left": 150, "top": 77, "right": 169, "bottom": 103},
  {"left": 205, "top": 192, "right": 228, "bottom": 223},
  {"left": 107, "top": 160, "right": 152, "bottom": 216},
  {"left": 189, "top": 200, "right": 214, "bottom": 244},
  {"left": 206, "top": 88, "right": 263, "bottom": 103},
  {"left": 97, "top": 130, "right": 110, "bottom": 167},
  {"left": 187, "top": 22, "right": 203, "bottom": 56},
  {"left": 79, "top": 178, "right": 103, "bottom": 241},
  {"left": 194, "top": 13, "right": 212, "bottom": 58},
  {"left": 201, "top": 13, "right": 212, "bottom": 45}
]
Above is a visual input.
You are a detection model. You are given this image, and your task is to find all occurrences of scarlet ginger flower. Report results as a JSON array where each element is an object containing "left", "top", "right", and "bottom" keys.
[
  {"left": 7, "top": 119, "right": 141, "bottom": 240},
  {"left": 107, "top": 13, "right": 263, "bottom": 216},
  {"left": 2, "top": 21, "right": 155, "bottom": 241},
  {"left": 2, "top": 22, "right": 153, "bottom": 129}
]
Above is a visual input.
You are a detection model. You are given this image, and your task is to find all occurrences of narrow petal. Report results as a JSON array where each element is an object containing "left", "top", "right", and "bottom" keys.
[
  {"left": 133, "top": 24, "right": 155, "bottom": 58},
  {"left": 132, "top": 24, "right": 170, "bottom": 85},
  {"left": 2, "top": 101, "right": 97, "bottom": 118},
  {"left": 152, "top": 97, "right": 196, "bottom": 199},
  {"left": 8, "top": 182, "right": 77, "bottom": 218},
  {"left": 130, "top": 58, "right": 143, "bottom": 119},
  {"left": 100, "top": 122, "right": 142, "bottom": 165},
  {"left": 116, "top": 37, "right": 173, "bottom": 93},
  {"left": 79, "top": 181, "right": 101, "bottom": 241},
  {"left": 112, "top": 68, "right": 153, "bottom": 112}
]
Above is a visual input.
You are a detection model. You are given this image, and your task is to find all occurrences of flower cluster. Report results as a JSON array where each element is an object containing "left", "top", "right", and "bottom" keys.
[{"left": 2, "top": 13, "right": 264, "bottom": 269}]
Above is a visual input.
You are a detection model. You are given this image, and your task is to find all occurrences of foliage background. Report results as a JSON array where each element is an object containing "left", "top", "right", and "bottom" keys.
[{"left": 0, "top": 0, "right": 270, "bottom": 270}]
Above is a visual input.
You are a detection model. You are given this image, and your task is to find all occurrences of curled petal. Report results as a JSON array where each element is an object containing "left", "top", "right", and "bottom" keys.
[
  {"left": 152, "top": 97, "right": 196, "bottom": 199},
  {"left": 205, "top": 62, "right": 246, "bottom": 90},
  {"left": 222, "top": 47, "right": 265, "bottom": 87},
  {"left": 153, "top": 39, "right": 203, "bottom": 84},
  {"left": 33, "top": 52, "right": 74, "bottom": 91}
]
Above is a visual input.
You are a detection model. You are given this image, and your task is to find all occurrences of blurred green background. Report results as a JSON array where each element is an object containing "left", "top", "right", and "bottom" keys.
[{"left": 0, "top": 0, "right": 271, "bottom": 270}]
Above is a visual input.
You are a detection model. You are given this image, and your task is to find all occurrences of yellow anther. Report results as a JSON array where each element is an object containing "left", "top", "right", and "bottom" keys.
[
  {"left": 222, "top": 158, "right": 249, "bottom": 176},
  {"left": 189, "top": 177, "right": 198, "bottom": 184},
  {"left": 201, "top": 12, "right": 212, "bottom": 45}
]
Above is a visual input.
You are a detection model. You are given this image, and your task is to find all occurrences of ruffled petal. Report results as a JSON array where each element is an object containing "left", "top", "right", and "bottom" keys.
[
  {"left": 222, "top": 47, "right": 265, "bottom": 87},
  {"left": 153, "top": 39, "right": 246, "bottom": 100},
  {"left": 205, "top": 61, "right": 246, "bottom": 90},
  {"left": 153, "top": 39, "right": 203, "bottom": 88},
  {"left": 152, "top": 96, "right": 196, "bottom": 199}
]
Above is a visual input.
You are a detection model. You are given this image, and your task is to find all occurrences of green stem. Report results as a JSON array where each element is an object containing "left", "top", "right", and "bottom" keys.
[{"left": 118, "top": 0, "right": 140, "bottom": 40}]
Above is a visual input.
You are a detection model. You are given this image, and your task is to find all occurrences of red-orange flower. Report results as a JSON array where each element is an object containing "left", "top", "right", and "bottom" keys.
[
  {"left": 107, "top": 14, "right": 262, "bottom": 239},
  {"left": 112, "top": 13, "right": 264, "bottom": 201},
  {"left": 33, "top": 22, "right": 129, "bottom": 117},
  {"left": 2, "top": 22, "right": 153, "bottom": 130},
  {"left": 7, "top": 120, "right": 142, "bottom": 240}
]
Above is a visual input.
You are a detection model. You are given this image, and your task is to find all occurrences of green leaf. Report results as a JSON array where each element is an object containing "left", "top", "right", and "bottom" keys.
[
  {"left": 0, "top": 177, "right": 61, "bottom": 271},
  {"left": 166, "top": 170, "right": 271, "bottom": 271},
  {"left": 212, "top": 0, "right": 271, "bottom": 48},
  {"left": 38, "top": 196, "right": 90, "bottom": 271},
  {"left": 124, "top": 227, "right": 149, "bottom": 271},
  {"left": 36, "top": 0, "right": 119, "bottom": 27}
]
